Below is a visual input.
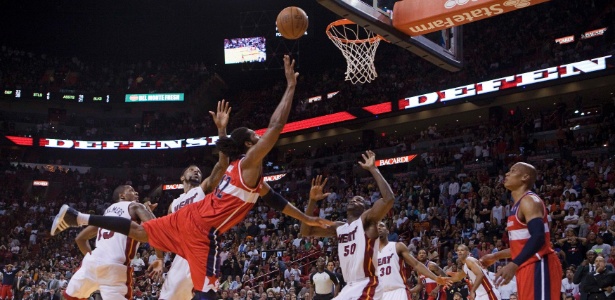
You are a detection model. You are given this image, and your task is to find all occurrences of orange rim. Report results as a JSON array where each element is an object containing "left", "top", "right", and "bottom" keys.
[{"left": 325, "top": 19, "right": 385, "bottom": 44}]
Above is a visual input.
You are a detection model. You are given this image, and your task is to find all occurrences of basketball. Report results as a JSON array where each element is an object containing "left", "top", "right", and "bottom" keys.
[{"left": 276, "top": 7, "right": 309, "bottom": 40}]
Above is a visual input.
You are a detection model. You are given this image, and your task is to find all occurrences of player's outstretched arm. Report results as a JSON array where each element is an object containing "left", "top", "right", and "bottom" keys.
[
  {"left": 359, "top": 151, "right": 395, "bottom": 224},
  {"left": 129, "top": 203, "right": 164, "bottom": 279},
  {"left": 259, "top": 181, "right": 335, "bottom": 233},
  {"left": 202, "top": 100, "right": 231, "bottom": 193},
  {"left": 299, "top": 175, "right": 342, "bottom": 238},
  {"left": 479, "top": 248, "right": 511, "bottom": 267},
  {"left": 75, "top": 226, "right": 98, "bottom": 256},
  {"left": 242, "top": 55, "right": 298, "bottom": 169},
  {"left": 398, "top": 242, "right": 451, "bottom": 287}
]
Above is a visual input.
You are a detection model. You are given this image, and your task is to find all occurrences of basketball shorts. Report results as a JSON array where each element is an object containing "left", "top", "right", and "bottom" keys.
[
  {"left": 515, "top": 253, "right": 563, "bottom": 300},
  {"left": 332, "top": 277, "right": 382, "bottom": 300},
  {"left": 64, "top": 253, "right": 133, "bottom": 300},
  {"left": 0, "top": 284, "right": 13, "bottom": 300},
  {"left": 142, "top": 202, "right": 219, "bottom": 293},
  {"left": 159, "top": 255, "right": 194, "bottom": 300},
  {"left": 382, "top": 288, "right": 410, "bottom": 300},
  {"left": 475, "top": 290, "right": 501, "bottom": 300}
]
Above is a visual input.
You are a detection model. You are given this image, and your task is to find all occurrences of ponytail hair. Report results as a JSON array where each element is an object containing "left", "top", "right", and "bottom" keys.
[{"left": 216, "top": 127, "right": 253, "bottom": 161}]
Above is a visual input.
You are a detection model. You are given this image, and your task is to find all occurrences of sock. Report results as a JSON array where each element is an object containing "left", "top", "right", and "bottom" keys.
[
  {"left": 76, "top": 213, "right": 90, "bottom": 226},
  {"left": 88, "top": 215, "right": 132, "bottom": 236}
]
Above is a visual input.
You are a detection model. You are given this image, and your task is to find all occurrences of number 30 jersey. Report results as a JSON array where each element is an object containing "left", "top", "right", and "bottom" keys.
[
  {"left": 377, "top": 242, "right": 407, "bottom": 292},
  {"left": 336, "top": 218, "right": 378, "bottom": 283},
  {"left": 94, "top": 201, "right": 140, "bottom": 266}
]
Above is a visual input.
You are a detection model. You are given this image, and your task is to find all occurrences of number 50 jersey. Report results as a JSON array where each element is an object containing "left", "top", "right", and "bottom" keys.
[
  {"left": 336, "top": 218, "right": 379, "bottom": 283},
  {"left": 94, "top": 201, "right": 140, "bottom": 266}
]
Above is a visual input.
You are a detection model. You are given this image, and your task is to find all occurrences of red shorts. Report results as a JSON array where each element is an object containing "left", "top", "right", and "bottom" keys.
[
  {"left": 516, "top": 253, "right": 563, "bottom": 300},
  {"left": 142, "top": 202, "right": 219, "bottom": 292},
  {"left": 0, "top": 284, "right": 13, "bottom": 299}
]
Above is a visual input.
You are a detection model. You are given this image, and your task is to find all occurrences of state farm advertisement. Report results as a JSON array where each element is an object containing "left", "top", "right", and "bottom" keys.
[
  {"left": 393, "top": 0, "right": 550, "bottom": 36},
  {"left": 375, "top": 155, "right": 417, "bottom": 167}
]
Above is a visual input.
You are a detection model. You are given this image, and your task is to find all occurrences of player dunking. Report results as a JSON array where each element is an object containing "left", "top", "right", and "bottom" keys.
[
  {"left": 301, "top": 158, "right": 447, "bottom": 300},
  {"left": 480, "top": 162, "right": 562, "bottom": 300},
  {"left": 410, "top": 249, "right": 448, "bottom": 300},
  {"left": 159, "top": 100, "right": 231, "bottom": 300},
  {"left": 448, "top": 244, "right": 500, "bottom": 300},
  {"left": 51, "top": 55, "right": 333, "bottom": 300},
  {"left": 64, "top": 185, "right": 163, "bottom": 300},
  {"left": 376, "top": 222, "right": 450, "bottom": 300}
]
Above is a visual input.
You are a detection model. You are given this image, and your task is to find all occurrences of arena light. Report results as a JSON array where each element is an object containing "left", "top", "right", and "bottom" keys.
[{"left": 33, "top": 180, "right": 49, "bottom": 186}]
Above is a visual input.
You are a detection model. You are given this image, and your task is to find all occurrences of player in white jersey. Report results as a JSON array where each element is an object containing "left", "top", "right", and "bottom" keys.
[
  {"left": 376, "top": 222, "right": 450, "bottom": 300},
  {"left": 449, "top": 245, "right": 500, "bottom": 300},
  {"left": 159, "top": 100, "right": 231, "bottom": 300},
  {"left": 64, "top": 185, "right": 163, "bottom": 300},
  {"left": 301, "top": 151, "right": 400, "bottom": 300}
]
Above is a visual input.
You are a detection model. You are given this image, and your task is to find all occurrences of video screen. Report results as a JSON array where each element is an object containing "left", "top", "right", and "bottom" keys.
[{"left": 224, "top": 37, "right": 266, "bottom": 64}]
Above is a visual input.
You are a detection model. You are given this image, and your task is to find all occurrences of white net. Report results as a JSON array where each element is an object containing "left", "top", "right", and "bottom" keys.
[{"left": 326, "top": 19, "right": 383, "bottom": 84}]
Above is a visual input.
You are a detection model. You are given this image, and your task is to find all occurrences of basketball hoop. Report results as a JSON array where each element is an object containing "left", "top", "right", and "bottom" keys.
[{"left": 326, "top": 19, "right": 385, "bottom": 84}]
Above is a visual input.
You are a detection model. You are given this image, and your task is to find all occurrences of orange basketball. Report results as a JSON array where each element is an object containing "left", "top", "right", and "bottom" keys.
[{"left": 276, "top": 7, "right": 309, "bottom": 40}]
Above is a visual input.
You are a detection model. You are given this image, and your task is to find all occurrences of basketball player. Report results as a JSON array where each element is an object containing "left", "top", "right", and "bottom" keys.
[
  {"left": 410, "top": 249, "right": 448, "bottom": 300},
  {"left": 63, "top": 185, "right": 163, "bottom": 300},
  {"left": 376, "top": 222, "right": 450, "bottom": 300},
  {"left": 159, "top": 100, "right": 231, "bottom": 300},
  {"left": 480, "top": 162, "right": 563, "bottom": 300},
  {"left": 301, "top": 159, "right": 448, "bottom": 300},
  {"left": 51, "top": 55, "right": 333, "bottom": 300},
  {"left": 449, "top": 245, "right": 500, "bottom": 300}
]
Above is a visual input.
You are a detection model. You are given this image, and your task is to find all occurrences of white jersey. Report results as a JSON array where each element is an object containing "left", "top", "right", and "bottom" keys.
[
  {"left": 377, "top": 242, "right": 407, "bottom": 293},
  {"left": 161, "top": 186, "right": 205, "bottom": 300},
  {"left": 462, "top": 258, "right": 500, "bottom": 299},
  {"left": 93, "top": 201, "right": 139, "bottom": 265},
  {"left": 170, "top": 186, "right": 205, "bottom": 213},
  {"left": 336, "top": 218, "right": 378, "bottom": 283}
]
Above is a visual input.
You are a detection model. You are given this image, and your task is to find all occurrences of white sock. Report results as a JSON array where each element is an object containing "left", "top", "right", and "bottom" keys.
[{"left": 76, "top": 213, "right": 90, "bottom": 226}]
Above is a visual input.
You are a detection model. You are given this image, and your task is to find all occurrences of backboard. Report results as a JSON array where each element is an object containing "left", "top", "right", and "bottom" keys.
[{"left": 317, "top": 0, "right": 464, "bottom": 71}]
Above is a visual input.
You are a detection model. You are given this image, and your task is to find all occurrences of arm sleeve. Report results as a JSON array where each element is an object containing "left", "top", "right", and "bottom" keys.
[
  {"left": 512, "top": 218, "right": 545, "bottom": 266},
  {"left": 261, "top": 189, "right": 289, "bottom": 211}
]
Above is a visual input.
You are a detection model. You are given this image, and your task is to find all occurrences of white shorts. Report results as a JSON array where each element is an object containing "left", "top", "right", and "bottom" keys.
[
  {"left": 65, "top": 253, "right": 132, "bottom": 300},
  {"left": 333, "top": 277, "right": 382, "bottom": 300},
  {"left": 159, "top": 255, "right": 193, "bottom": 300},
  {"left": 382, "top": 288, "right": 410, "bottom": 300}
]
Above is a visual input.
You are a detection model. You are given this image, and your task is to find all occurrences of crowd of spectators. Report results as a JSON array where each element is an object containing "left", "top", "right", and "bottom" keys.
[
  {"left": 0, "top": 97, "right": 613, "bottom": 299},
  {"left": 2, "top": 0, "right": 615, "bottom": 143}
]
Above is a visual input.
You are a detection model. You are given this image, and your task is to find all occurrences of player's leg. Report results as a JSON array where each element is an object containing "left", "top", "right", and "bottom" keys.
[
  {"left": 159, "top": 255, "right": 194, "bottom": 300},
  {"left": 97, "top": 263, "right": 133, "bottom": 300},
  {"left": 50, "top": 204, "right": 148, "bottom": 242},
  {"left": 64, "top": 259, "right": 99, "bottom": 300}
]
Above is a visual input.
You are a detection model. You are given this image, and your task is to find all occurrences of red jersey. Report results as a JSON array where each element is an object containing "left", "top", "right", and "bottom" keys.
[
  {"left": 507, "top": 191, "right": 554, "bottom": 268},
  {"left": 196, "top": 157, "right": 262, "bottom": 234}
]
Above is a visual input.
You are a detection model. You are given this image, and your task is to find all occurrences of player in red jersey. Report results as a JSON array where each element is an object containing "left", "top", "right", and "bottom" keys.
[
  {"left": 50, "top": 55, "right": 333, "bottom": 300},
  {"left": 410, "top": 249, "right": 448, "bottom": 300},
  {"left": 480, "top": 162, "right": 562, "bottom": 300}
]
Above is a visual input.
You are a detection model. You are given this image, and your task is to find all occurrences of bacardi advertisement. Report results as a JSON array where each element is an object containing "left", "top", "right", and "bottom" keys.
[{"left": 375, "top": 155, "right": 417, "bottom": 167}]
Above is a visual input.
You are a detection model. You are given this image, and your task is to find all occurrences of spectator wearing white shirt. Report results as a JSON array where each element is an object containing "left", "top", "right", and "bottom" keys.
[
  {"left": 561, "top": 268, "right": 579, "bottom": 299},
  {"left": 563, "top": 207, "right": 580, "bottom": 231},
  {"left": 564, "top": 198, "right": 583, "bottom": 214},
  {"left": 448, "top": 178, "right": 460, "bottom": 197},
  {"left": 284, "top": 263, "right": 301, "bottom": 282},
  {"left": 130, "top": 252, "right": 146, "bottom": 277}
]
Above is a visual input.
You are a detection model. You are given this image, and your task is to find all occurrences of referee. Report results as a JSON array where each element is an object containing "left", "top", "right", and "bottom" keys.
[{"left": 310, "top": 257, "right": 339, "bottom": 300}]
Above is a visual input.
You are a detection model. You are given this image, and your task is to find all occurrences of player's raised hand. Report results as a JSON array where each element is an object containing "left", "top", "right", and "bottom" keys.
[
  {"left": 358, "top": 150, "right": 376, "bottom": 170},
  {"left": 304, "top": 216, "right": 335, "bottom": 229},
  {"left": 283, "top": 55, "right": 299, "bottom": 87},
  {"left": 209, "top": 99, "right": 232, "bottom": 130},
  {"left": 309, "top": 175, "right": 330, "bottom": 202},
  {"left": 143, "top": 201, "right": 158, "bottom": 213},
  {"left": 146, "top": 259, "right": 163, "bottom": 280}
]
